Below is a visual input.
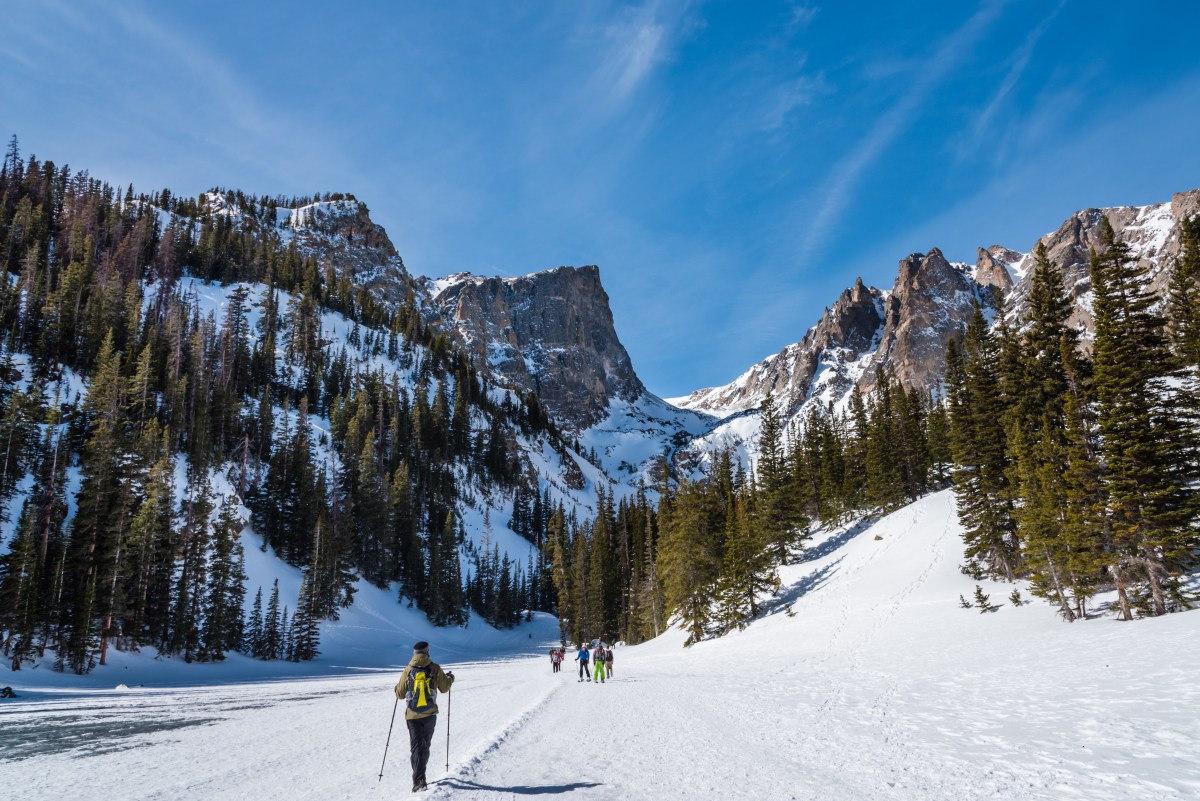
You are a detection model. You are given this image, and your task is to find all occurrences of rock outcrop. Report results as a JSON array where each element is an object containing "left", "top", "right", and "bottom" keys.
[
  {"left": 674, "top": 249, "right": 991, "bottom": 419},
  {"left": 1001, "top": 189, "right": 1200, "bottom": 337},
  {"left": 975, "top": 245, "right": 1021, "bottom": 293},
  {"left": 284, "top": 199, "right": 413, "bottom": 304},
  {"left": 860, "top": 248, "right": 993, "bottom": 395},
  {"left": 430, "top": 266, "right": 644, "bottom": 429},
  {"left": 672, "top": 278, "right": 885, "bottom": 417}
]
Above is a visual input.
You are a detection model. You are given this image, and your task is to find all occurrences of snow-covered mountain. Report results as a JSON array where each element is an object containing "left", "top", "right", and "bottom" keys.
[
  {"left": 7, "top": 175, "right": 1197, "bottom": 690},
  {"left": 660, "top": 189, "right": 1200, "bottom": 468}
]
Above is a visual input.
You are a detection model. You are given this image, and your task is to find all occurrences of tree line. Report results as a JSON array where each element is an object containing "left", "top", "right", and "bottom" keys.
[{"left": 550, "top": 377, "right": 952, "bottom": 647}]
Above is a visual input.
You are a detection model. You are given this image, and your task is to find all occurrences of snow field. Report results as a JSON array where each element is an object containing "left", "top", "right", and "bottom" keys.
[{"left": 4, "top": 490, "right": 1198, "bottom": 800}]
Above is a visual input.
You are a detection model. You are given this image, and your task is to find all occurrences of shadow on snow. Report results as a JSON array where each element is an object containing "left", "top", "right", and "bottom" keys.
[
  {"left": 758, "top": 560, "right": 841, "bottom": 618},
  {"left": 797, "top": 516, "right": 876, "bottom": 565},
  {"left": 438, "top": 778, "right": 603, "bottom": 795}
]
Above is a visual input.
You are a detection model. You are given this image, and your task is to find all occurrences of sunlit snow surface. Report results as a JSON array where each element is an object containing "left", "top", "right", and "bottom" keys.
[{"left": 4, "top": 490, "right": 1197, "bottom": 800}]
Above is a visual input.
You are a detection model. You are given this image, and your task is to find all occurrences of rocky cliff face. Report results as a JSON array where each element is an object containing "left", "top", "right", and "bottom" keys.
[
  {"left": 671, "top": 189, "right": 1200, "bottom": 436},
  {"left": 1000, "top": 189, "right": 1200, "bottom": 337},
  {"left": 859, "top": 248, "right": 995, "bottom": 395},
  {"left": 283, "top": 199, "right": 414, "bottom": 304},
  {"left": 674, "top": 248, "right": 994, "bottom": 420},
  {"left": 428, "top": 266, "right": 645, "bottom": 430},
  {"left": 672, "top": 278, "right": 885, "bottom": 417}
]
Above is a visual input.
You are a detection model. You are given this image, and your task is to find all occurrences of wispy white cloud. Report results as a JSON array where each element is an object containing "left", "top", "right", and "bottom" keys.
[
  {"left": 98, "top": 2, "right": 351, "bottom": 190},
  {"left": 107, "top": 4, "right": 276, "bottom": 140},
  {"left": 797, "top": 0, "right": 1011, "bottom": 264},
  {"left": 788, "top": 4, "right": 820, "bottom": 29},
  {"left": 609, "top": 17, "right": 667, "bottom": 103},
  {"left": 957, "top": 0, "right": 1065, "bottom": 161},
  {"left": 756, "top": 71, "right": 832, "bottom": 133},
  {"left": 843, "top": 72, "right": 1200, "bottom": 283},
  {"left": 594, "top": 0, "right": 694, "bottom": 112}
]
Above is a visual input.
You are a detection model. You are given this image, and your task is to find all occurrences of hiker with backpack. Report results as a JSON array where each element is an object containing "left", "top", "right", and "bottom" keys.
[
  {"left": 575, "top": 643, "right": 591, "bottom": 682},
  {"left": 394, "top": 641, "right": 455, "bottom": 793},
  {"left": 591, "top": 642, "right": 606, "bottom": 684},
  {"left": 604, "top": 645, "right": 614, "bottom": 678}
]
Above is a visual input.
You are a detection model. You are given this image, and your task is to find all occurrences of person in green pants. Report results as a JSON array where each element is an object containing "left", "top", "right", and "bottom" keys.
[{"left": 592, "top": 642, "right": 606, "bottom": 683}]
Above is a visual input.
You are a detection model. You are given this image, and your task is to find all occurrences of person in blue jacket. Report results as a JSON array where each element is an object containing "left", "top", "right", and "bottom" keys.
[{"left": 575, "top": 643, "right": 591, "bottom": 682}]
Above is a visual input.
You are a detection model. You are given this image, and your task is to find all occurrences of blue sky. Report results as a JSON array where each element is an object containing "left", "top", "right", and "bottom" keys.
[{"left": 5, "top": 1, "right": 1200, "bottom": 397}]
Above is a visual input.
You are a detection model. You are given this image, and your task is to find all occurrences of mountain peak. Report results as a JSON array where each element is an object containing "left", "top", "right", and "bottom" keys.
[{"left": 429, "top": 265, "right": 643, "bottom": 430}]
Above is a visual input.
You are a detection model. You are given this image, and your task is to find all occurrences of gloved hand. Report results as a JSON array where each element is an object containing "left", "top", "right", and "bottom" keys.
[{"left": 446, "top": 670, "right": 455, "bottom": 683}]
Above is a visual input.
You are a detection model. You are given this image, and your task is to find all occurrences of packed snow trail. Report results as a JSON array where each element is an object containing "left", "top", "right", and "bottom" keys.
[{"left": 3, "top": 491, "right": 1199, "bottom": 800}]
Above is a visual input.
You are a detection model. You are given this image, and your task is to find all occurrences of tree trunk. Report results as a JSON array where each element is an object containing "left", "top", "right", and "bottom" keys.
[{"left": 1108, "top": 563, "right": 1133, "bottom": 621}]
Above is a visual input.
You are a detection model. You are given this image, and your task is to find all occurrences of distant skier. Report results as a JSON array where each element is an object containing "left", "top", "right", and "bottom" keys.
[
  {"left": 394, "top": 641, "right": 455, "bottom": 793},
  {"left": 592, "top": 642, "right": 606, "bottom": 684},
  {"left": 604, "top": 645, "right": 614, "bottom": 678},
  {"left": 575, "top": 643, "right": 591, "bottom": 681}
]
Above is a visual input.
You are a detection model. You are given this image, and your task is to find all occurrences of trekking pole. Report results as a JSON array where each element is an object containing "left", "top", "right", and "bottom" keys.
[
  {"left": 378, "top": 695, "right": 399, "bottom": 782},
  {"left": 444, "top": 685, "right": 452, "bottom": 771}
]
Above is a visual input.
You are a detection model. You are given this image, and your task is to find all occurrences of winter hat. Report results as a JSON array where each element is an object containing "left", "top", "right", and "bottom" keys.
[{"left": 413, "top": 641, "right": 429, "bottom": 654}]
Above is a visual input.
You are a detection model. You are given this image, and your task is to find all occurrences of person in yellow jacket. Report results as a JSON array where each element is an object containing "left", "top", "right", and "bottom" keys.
[{"left": 395, "top": 641, "right": 455, "bottom": 792}]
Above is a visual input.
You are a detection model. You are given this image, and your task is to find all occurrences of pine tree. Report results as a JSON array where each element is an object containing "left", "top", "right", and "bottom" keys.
[
  {"left": 657, "top": 478, "right": 722, "bottom": 645},
  {"left": 1090, "top": 217, "right": 1198, "bottom": 618},
  {"left": 757, "top": 393, "right": 808, "bottom": 564},
  {"left": 201, "top": 496, "right": 247, "bottom": 660},
  {"left": 63, "top": 330, "right": 135, "bottom": 672},
  {"left": 292, "top": 571, "right": 321, "bottom": 661},
  {"left": 945, "top": 308, "right": 1019, "bottom": 580},
  {"left": 170, "top": 471, "right": 214, "bottom": 662},
  {"left": 1007, "top": 243, "right": 1100, "bottom": 620},
  {"left": 1167, "top": 215, "right": 1200, "bottom": 370},
  {"left": 972, "top": 585, "right": 991, "bottom": 612},
  {"left": 714, "top": 489, "right": 773, "bottom": 633},
  {"left": 244, "top": 586, "right": 264, "bottom": 656},
  {"left": 262, "top": 578, "right": 282, "bottom": 659}
]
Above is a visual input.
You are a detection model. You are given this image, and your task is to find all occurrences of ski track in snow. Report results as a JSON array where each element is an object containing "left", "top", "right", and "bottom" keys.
[{"left": 3, "top": 490, "right": 1199, "bottom": 800}]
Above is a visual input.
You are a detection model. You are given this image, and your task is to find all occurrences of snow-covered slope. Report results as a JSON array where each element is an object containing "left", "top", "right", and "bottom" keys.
[{"left": 7, "top": 490, "right": 1196, "bottom": 800}]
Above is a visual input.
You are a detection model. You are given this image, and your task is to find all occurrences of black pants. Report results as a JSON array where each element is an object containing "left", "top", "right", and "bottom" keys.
[
  {"left": 579, "top": 660, "right": 589, "bottom": 679},
  {"left": 407, "top": 714, "right": 437, "bottom": 785}
]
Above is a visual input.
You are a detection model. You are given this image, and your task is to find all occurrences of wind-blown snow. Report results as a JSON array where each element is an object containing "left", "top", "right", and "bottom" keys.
[{"left": 6, "top": 490, "right": 1196, "bottom": 800}]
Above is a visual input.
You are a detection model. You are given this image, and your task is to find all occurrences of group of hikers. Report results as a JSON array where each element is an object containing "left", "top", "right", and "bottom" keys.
[
  {"left": 388, "top": 637, "right": 619, "bottom": 793},
  {"left": 550, "top": 640, "right": 614, "bottom": 683}
]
